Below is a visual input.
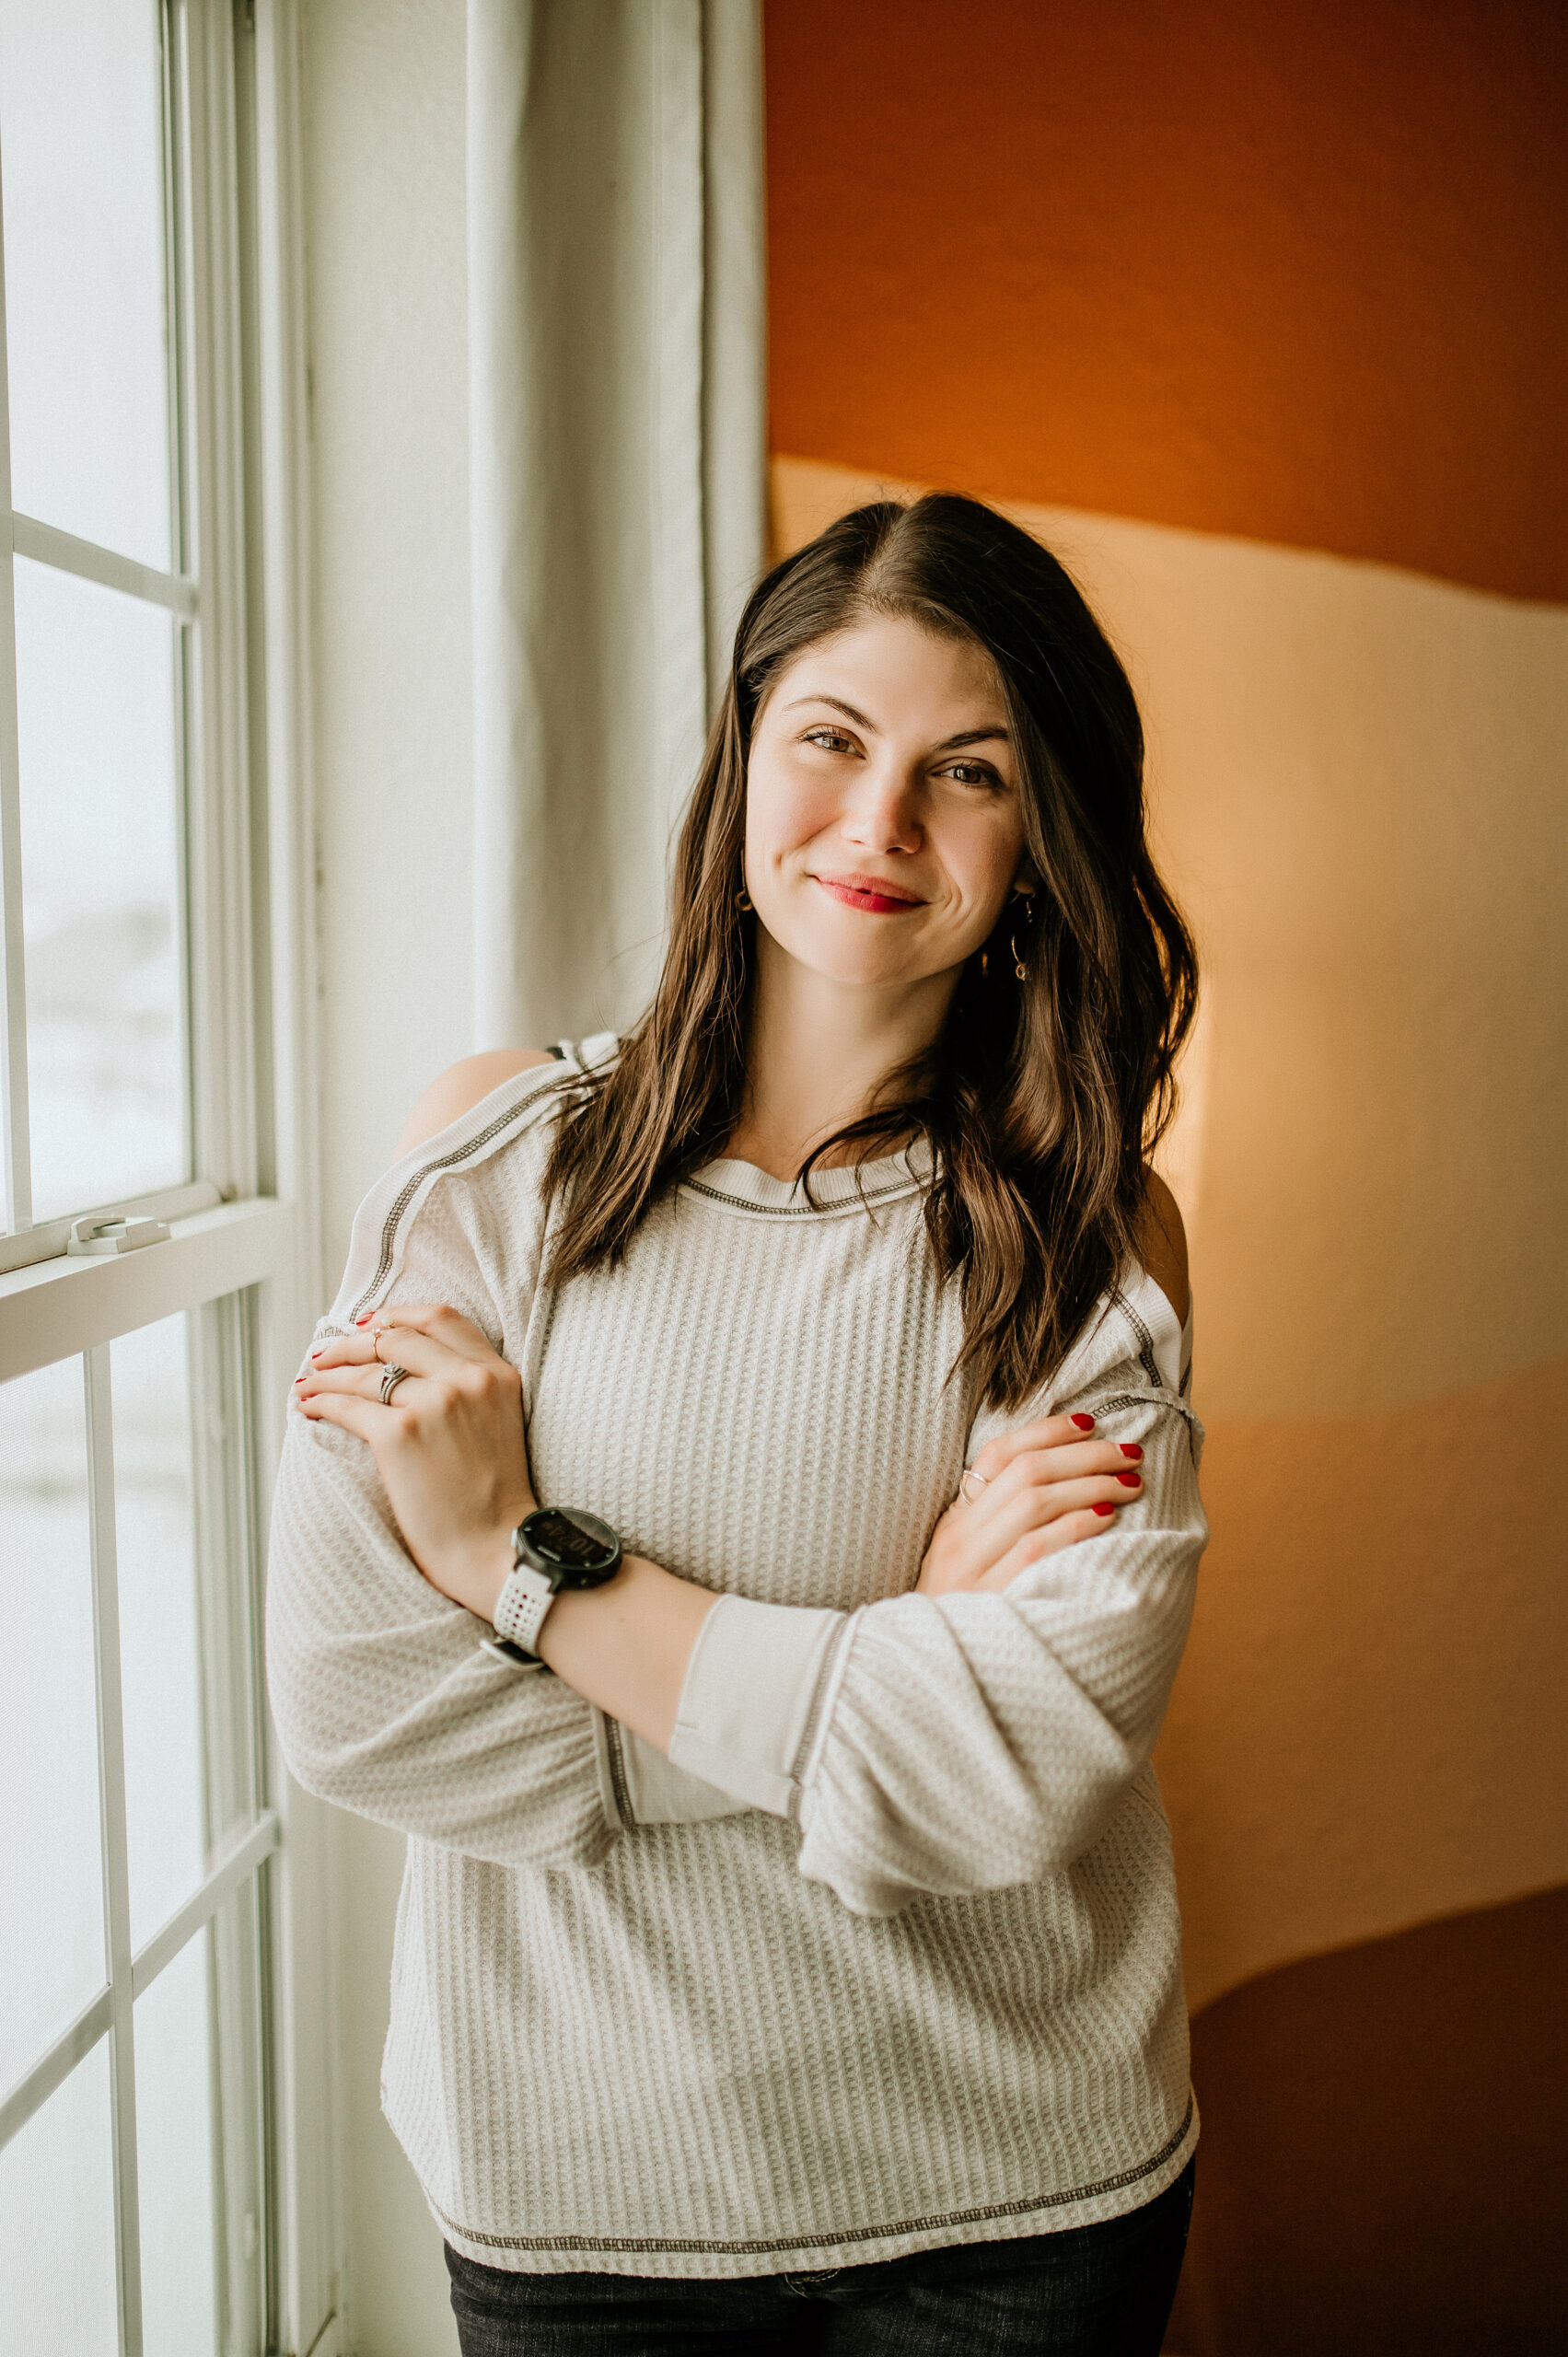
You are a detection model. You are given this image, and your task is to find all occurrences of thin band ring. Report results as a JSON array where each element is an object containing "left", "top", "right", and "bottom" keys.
[
  {"left": 959, "top": 1468, "right": 988, "bottom": 1504},
  {"left": 378, "top": 1363, "right": 410, "bottom": 1405}
]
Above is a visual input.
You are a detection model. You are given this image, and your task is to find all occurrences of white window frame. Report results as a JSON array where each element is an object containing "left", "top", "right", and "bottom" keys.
[{"left": 0, "top": 5, "right": 338, "bottom": 2353}]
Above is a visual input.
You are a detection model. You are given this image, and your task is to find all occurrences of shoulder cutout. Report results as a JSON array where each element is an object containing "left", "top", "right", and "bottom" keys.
[
  {"left": 1136, "top": 1168, "right": 1191, "bottom": 1328},
  {"left": 395, "top": 1051, "right": 557, "bottom": 1158}
]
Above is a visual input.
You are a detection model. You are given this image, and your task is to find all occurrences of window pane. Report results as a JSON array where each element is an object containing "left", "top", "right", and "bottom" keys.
[
  {"left": 0, "top": 1355, "right": 103, "bottom": 2092},
  {"left": 113, "top": 1312, "right": 214, "bottom": 1951},
  {"left": 15, "top": 555, "right": 185, "bottom": 1222},
  {"left": 0, "top": 2038, "right": 120, "bottom": 2351},
  {"left": 0, "top": 0, "right": 172, "bottom": 568},
  {"left": 136, "top": 1932, "right": 218, "bottom": 2357}
]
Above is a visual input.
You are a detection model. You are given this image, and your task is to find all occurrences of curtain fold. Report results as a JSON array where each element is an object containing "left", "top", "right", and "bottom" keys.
[{"left": 468, "top": 0, "right": 768, "bottom": 1051}]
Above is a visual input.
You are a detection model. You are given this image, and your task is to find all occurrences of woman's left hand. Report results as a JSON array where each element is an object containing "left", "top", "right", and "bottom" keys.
[
  {"left": 916, "top": 1413, "right": 1141, "bottom": 1597},
  {"left": 295, "top": 1306, "right": 534, "bottom": 1621}
]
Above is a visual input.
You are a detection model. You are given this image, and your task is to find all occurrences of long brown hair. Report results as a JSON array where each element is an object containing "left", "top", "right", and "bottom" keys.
[{"left": 540, "top": 493, "right": 1197, "bottom": 1411}]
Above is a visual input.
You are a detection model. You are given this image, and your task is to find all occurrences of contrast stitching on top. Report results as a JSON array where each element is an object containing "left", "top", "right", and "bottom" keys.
[
  {"left": 436, "top": 2093, "right": 1195, "bottom": 2257},
  {"left": 680, "top": 1175, "right": 921, "bottom": 1218},
  {"left": 603, "top": 1717, "right": 635, "bottom": 1831},
  {"left": 1081, "top": 1389, "right": 1199, "bottom": 1429},
  {"left": 1080, "top": 1389, "right": 1202, "bottom": 1469},
  {"left": 1110, "top": 1289, "right": 1163, "bottom": 1388},
  {"left": 345, "top": 1073, "right": 572, "bottom": 1326}
]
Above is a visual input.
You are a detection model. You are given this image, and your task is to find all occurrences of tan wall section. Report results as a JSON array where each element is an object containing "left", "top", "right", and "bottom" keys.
[
  {"left": 772, "top": 457, "right": 1568, "bottom": 2009},
  {"left": 765, "top": 0, "right": 1568, "bottom": 601},
  {"left": 1167, "top": 1366, "right": 1568, "bottom": 2012}
]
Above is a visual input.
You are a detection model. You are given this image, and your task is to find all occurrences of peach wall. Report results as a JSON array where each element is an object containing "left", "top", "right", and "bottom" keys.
[
  {"left": 1168, "top": 1368, "right": 1568, "bottom": 2010},
  {"left": 765, "top": 0, "right": 1568, "bottom": 601}
]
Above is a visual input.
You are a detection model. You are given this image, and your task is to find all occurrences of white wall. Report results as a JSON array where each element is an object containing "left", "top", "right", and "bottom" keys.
[{"left": 301, "top": 2, "right": 470, "bottom": 2349}]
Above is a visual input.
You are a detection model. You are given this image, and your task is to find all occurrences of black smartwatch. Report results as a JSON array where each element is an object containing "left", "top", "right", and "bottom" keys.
[{"left": 482, "top": 1506, "right": 622, "bottom": 1666}]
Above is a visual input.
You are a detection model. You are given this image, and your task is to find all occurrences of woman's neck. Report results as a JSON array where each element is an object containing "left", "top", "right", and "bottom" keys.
[{"left": 722, "top": 935, "right": 958, "bottom": 1181}]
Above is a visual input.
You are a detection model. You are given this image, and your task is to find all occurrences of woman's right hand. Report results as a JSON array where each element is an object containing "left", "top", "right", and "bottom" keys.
[{"left": 915, "top": 1414, "right": 1143, "bottom": 1597}]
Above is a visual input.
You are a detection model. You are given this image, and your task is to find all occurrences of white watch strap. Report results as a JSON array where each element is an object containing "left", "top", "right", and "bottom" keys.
[{"left": 492, "top": 1560, "right": 557, "bottom": 1655}]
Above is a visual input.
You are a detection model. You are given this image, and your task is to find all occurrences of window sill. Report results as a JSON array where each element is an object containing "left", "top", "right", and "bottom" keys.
[
  {"left": 0, "top": 1195, "right": 296, "bottom": 1382},
  {"left": 0, "top": 1178, "right": 225, "bottom": 1280}
]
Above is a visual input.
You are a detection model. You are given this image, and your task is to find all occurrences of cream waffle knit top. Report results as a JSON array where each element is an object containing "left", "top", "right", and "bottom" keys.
[{"left": 266, "top": 1047, "right": 1206, "bottom": 2278}]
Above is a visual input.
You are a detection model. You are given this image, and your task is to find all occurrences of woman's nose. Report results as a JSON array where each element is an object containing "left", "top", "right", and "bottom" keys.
[{"left": 842, "top": 761, "right": 923, "bottom": 851}]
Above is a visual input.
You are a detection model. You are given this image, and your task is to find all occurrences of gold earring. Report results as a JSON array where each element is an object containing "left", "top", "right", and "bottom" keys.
[
  {"left": 1011, "top": 893, "right": 1036, "bottom": 981},
  {"left": 737, "top": 887, "right": 753, "bottom": 912}
]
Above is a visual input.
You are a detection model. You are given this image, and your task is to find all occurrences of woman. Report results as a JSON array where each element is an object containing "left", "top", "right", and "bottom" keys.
[{"left": 269, "top": 493, "right": 1205, "bottom": 2354}]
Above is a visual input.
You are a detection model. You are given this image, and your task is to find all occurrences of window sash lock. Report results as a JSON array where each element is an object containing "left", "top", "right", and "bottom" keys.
[{"left": 66, "top": 1215, "right": 172, "bottom": 1257}]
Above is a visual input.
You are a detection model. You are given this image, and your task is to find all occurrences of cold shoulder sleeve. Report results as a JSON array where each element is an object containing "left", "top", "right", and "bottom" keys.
[
  {"left": 667, "top": 1276, "right": 1206, "bottom": 1916},
  {"left": 265, "top": 1062, "right": 619, "bottom": 1870}
]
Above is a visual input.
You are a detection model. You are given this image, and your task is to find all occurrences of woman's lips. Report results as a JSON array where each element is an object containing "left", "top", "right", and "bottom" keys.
[{"left": 814, "top": 873, "right": 925, "bottom": 916}]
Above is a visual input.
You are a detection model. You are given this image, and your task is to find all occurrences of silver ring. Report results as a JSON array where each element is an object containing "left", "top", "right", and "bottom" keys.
[
  {"left": 378, "top": 1363, "right": 410, "bottom": 1405},
  {"left": 959, "top": 1468, "right": 988, "bottom": 1504}
]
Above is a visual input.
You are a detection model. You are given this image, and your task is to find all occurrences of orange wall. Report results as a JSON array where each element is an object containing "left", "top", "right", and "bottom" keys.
[{"left": 766, "top": 0, "right": 1568, "bottom": 601}]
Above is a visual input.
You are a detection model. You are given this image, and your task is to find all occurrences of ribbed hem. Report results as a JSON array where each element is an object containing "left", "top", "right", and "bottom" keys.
[{"left": 421, "top": 2093, "right": 1201, "bottom": 2280}]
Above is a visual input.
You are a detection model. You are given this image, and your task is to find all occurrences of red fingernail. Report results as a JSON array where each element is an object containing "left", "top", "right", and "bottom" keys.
[
  {"left": 1091, "top": 1503, "right": 1115, "bottom": 1516},
  {"left": 355, "top": 1317, "right": 372, "bottom": 1327},
  {"left": 309, "top": 1350, "right": 323, "bottom": 1360},
  {"left": 1071, "top": 1414, "right": 1096, "bottom": 1432},
  {"left": 1120, "top": 1444, "right": 1143, "bottom": 1459},
  {"left": 1116, "top": 1471, "right": 1141, "bottom": 1487}
]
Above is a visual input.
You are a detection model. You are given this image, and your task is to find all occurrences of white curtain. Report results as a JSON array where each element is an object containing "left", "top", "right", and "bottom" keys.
[{"left": 468, "top": 0, "right": 769, "bottom": 1051}]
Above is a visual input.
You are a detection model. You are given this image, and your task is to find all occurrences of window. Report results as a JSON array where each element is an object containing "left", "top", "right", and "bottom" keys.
[{"left": 0, "top": 6, "right": 330, "bottom": 2354}]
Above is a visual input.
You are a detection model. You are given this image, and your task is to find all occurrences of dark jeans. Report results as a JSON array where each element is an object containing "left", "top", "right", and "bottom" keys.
[{"left": 445, "top": 2158, "right": 1194, "bottom": 2355}]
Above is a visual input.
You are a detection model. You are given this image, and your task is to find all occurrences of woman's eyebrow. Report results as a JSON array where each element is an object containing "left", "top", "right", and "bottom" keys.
[
  {"left": 783, "top": 693, "right": 878, "bottom": 728},
  {"left": 782, "top": 697, "right": 1010, "bottom": 752}
]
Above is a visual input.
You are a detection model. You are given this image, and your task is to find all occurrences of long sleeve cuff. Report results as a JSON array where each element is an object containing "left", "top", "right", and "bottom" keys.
[
  {"left": 594, "top": 1713, "right": 752, "bottom": 1829},
  {"left": 668, "top": 1594, "right": 850, "bottom": 1817}
]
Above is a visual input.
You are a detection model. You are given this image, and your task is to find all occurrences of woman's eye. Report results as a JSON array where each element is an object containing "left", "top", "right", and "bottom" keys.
[
  {"left": 942, "top": 761, "right": 997, "bottom": 788},
  {"left": 802, "top": 727, "right": 854, "bottom": 753}
]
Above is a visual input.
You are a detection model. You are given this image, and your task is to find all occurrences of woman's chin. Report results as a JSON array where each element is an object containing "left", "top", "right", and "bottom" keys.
[
  {"left": 782, "top": 946, "right": 938, "bottom": 995},
  {"left": 761, "top": 918, "right": 950, "bottom": 996}
]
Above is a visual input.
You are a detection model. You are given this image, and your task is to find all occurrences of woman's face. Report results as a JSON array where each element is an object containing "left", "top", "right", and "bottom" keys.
[{"left": 745, "top": 613, "right": 1034, "bottom": 994}]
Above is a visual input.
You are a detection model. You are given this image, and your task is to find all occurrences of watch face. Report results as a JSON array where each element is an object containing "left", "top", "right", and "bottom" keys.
[{"left": 525, "top": 1507, "right": 618, "bottom": 1575}]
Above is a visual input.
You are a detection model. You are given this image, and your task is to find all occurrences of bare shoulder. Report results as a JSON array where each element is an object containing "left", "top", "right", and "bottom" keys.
[
  {"left": 1136, "top": 1167, "right": 1190, "bottom": 1328},
  {"left": 394, "top": 1050, "right": 557, "bottom": 1158}
]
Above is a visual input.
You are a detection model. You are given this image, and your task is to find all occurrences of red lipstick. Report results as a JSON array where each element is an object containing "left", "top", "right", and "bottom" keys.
[{"left": 814, "top": 871, "right": 924, "bottom": 916}]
